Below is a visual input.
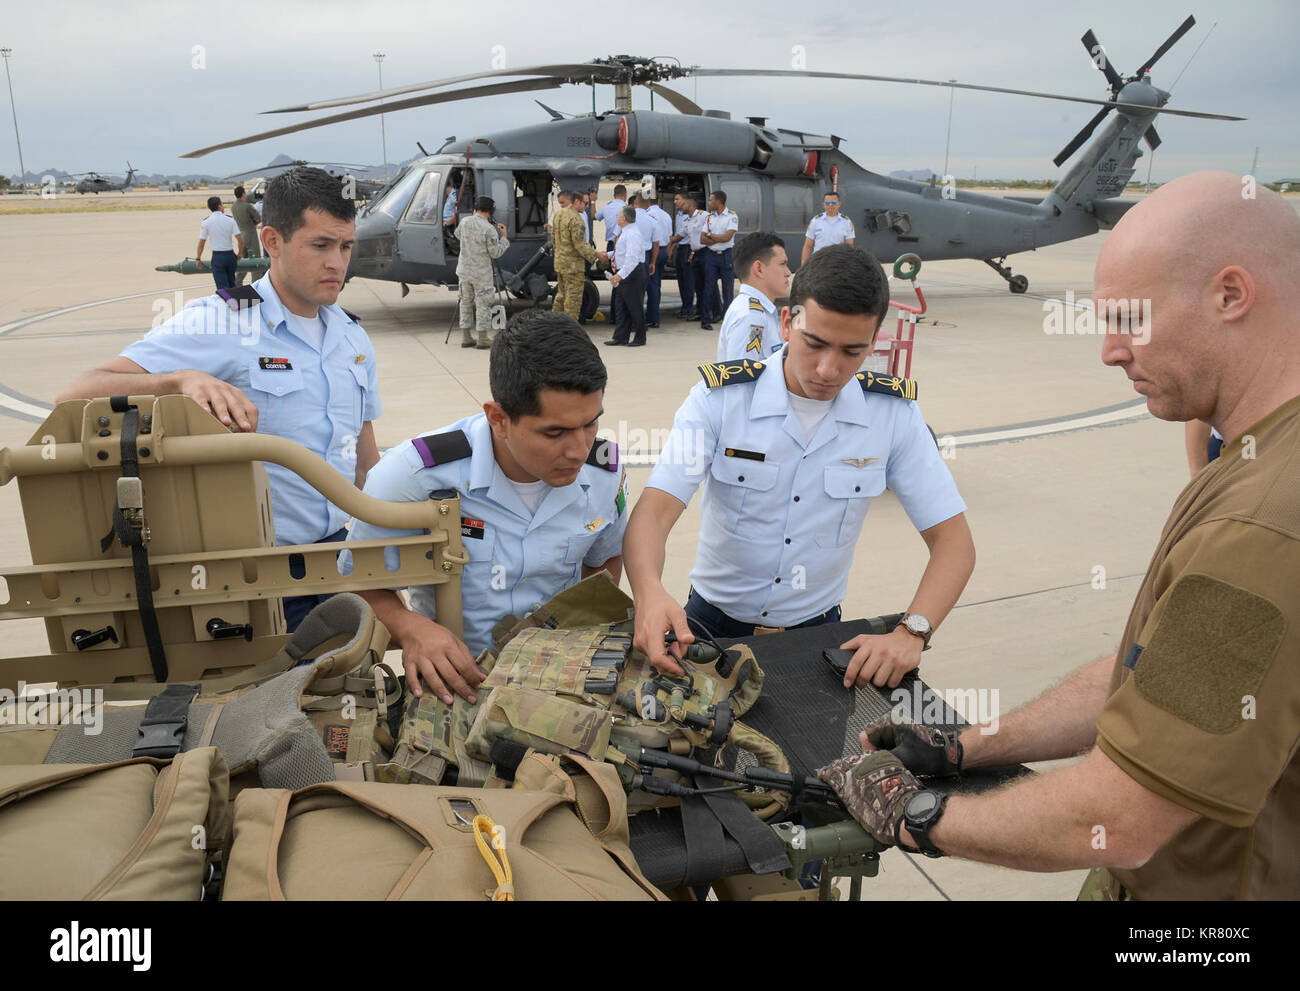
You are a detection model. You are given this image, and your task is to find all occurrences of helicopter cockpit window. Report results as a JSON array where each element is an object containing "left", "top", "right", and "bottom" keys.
[
  {"left": 375, "top": 169, "right": 424, "bottom": 220},
  {"left": 404, "top": 172, "right": 442, "bottom": 224}
]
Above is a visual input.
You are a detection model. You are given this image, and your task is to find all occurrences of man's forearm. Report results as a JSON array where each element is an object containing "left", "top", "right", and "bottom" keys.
[
  {"left": 356, "top": 588, "right": 426, "bottom": 649},
  {"left": 961, "top": 653, "right": 1116, "bottom": 769},
  {"left": 57, "top": 368, "right": 182, "bottom": 403},
  {"left": 907, "top": 518, "right": 975, "bottom": 631}
]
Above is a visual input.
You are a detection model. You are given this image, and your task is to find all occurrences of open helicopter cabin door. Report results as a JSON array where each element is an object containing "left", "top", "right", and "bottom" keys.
[{"left": 394, "top": 170, "right": 447, "bottom": 268}]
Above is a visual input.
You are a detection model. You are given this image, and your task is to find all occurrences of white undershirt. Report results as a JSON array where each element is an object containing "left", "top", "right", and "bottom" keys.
[
  {"left": 507, "top": 477, "right": 549, "bottom": 515},
  {"left": 787, "top": 392, "right": 834, "bottom": 443},
  {"left": 284, "top": 310, "right": 327, "bottom": 350}
]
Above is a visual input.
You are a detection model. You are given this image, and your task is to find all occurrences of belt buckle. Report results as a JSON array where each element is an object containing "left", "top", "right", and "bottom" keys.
[{"left": 752, "top": 624, "right": 785, "bottom": 636}]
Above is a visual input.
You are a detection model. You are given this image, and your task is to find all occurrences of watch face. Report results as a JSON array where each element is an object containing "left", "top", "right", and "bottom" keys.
[
  {"left": 906, "top": 790, "right": 940, "bottom": 820},
  {"left": 905, "top": 614, "right": 931, "bottom": 636}
]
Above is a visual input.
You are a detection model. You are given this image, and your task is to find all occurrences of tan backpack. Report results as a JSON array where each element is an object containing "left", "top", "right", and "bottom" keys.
[
  {"left": 0, "top": 747, "right": 228, "bottom": 900},
  {"left": 223, "top": 752, "right": 665, "bottom": 901}
]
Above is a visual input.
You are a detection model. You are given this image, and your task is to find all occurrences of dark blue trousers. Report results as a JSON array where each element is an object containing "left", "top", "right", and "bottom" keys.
[
  {"left": 675, "top": 244, "right": 696, "bottom": 314},
  {"left": 645, "top": 246, "right": 668, "bottom": 324},
  {"left": 283, "top": 527, "right": 349, "bottom": 634},
  {"left": 701, "top": 248, "right": 734, "bottom": 325},
  {"left": 210, "top": 250, "right": 237, "bottom": 291}
]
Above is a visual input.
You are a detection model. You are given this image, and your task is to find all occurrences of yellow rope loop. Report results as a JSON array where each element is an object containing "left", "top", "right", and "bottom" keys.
[{"left": 472, "top": 814, "right": 515, "bottom": 901}]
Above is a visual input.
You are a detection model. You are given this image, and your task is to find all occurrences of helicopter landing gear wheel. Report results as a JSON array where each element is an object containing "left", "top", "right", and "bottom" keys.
[{"left": 983, "top": 257, "right": 1028, "bottom": 295}]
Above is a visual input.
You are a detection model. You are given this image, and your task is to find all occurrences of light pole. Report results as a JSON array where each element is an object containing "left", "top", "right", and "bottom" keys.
[
  {"left": 373, "top": 53, "right": 388, "bottom": 181},
  {"left": 942, "top": 79, "right": 956, "bottom": 180},
  {"left": 1, "top": 48, "right": 27, "bottom": 195}
]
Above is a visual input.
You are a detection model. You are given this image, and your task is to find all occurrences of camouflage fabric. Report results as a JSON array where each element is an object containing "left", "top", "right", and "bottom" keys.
[
  {"left": 861, "top": 713, "right": 963, "bottom": 777},
  {"left": 1077, "top": 867, "right": 1129, "bottom": 901},
  {"left": 554, "top": 271, "right": 586, "bottom": 321},
  {"left": 552, "top": 206, "right": 597, "bottom": 274},
  {"left": 466, "top": 685, "right": 613, "bottom": 762},
  {"left": 458, "top": 278, "right": 495, "bottom": 345},
  {"left": 816, "top": 750, "right": 921, "bottom": 846},
  {"left": 454, "top": 213, "right": 509, "bottom": 283}
]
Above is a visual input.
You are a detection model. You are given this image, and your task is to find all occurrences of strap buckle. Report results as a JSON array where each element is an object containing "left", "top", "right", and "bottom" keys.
[{"left": 132, "top": 684, "right": 199, "bottom": 759}]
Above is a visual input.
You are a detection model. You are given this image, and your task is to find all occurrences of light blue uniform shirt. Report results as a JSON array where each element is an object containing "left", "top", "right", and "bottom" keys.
[
  {"left": 647, "top": 352, "right": 965, "bottom": 626},
  {"left": 340, "top": 413, "right": 628, "bottom": 655},
  {"left": 717, "top": 284, "right": 782, "bottom": 360},
  {"left": 646, "top": 205, "right": 673, "bottom": 249},
  {"left": 805, "top": 212, "right": 856, "bottom": 252},
  {"left": 597, "top": 198, "right": 626, "bottom": 243},
  {"left": 443, "top": 188, "right": 458, "bottom": 222},
  {"left": 122, "top": 274, "right": 382, "bottom": 546}
]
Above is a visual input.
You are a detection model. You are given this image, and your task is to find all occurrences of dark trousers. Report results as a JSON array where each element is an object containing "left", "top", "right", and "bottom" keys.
[
  {"left": 691, "top": 251, "right": 713, "bottom": 320},
  {"left": 282, "top": 527, "right": 349, "bottom": 634},
  {"left": 210, "top": 250, "right": 237, "bottom": 291},
  {"left": 683, "top": 587, "right": 842, "bottom": 640},
  {"left": 675, "top": 244, "right": 696, "bottom": 314},
  {"left": 702, "top": 249, "right": 734, "bottom": 326},
  {"left": 645, "top": 246, "right": 668, "bottom": 324},
  {"left": 611, "top": 263, "right": 647, "bottom": 344}
]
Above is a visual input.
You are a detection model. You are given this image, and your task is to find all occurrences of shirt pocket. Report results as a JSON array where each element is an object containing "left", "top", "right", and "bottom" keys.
[
  {"left": 708, "top": 456, "right": 779, "bottom": 534},
  {"left": 563, "top": 519, "right": 613, "bottom": 567},
  {"left": 349, "top": 361, "right": 370, "bottom": 428},
  {"left": 245, "top": 359, "right": 305, "bottom": 435},
  {"left": 816, "top": 464, "right": 886, "bottom": 547}
]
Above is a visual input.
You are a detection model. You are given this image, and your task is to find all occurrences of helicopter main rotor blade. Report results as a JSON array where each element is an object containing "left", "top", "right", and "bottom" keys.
[
  {"left": 1053, "top": 105, "right": 1113, "bottom": 167},
  {"left": 1136, "top": 15, "right": 1196, "bottom": 78},
  {"left": 684, "top": 67, "right": 1243, "bottom": 120},
  {"left": 266, "top": 63, "right": 608, "bottom": 113},
  {"left": 1081, "top": 29, "right": 1124, "bottom": 93},
  {"left": 182, "top": 77, "right": 567, "bottom": 158},
  {"left": 648, "top": 83, "right": 703, "bottom": 115}
]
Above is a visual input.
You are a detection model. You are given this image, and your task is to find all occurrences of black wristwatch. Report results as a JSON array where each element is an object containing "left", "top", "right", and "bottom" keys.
[{"left": 899, "top": 789, "right": 948, "bottom": 858}]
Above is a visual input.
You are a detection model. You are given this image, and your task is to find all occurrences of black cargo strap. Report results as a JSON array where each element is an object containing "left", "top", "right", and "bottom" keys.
[
  {"left": 693, "top": 777, "right": 791, "bottom": 876},
  {"left": 133, "top": 684, "right": 199, "bottom": 759},
  {"left": 679, "top": 780, "right": 728, "bottom": 886},
  {"left": 98, "top": 397, "right": 168, "bottom": 681}
]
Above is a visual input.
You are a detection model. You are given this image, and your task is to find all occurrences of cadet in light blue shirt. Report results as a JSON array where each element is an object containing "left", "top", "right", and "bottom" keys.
[
  {"left": 626, "top": 245, "right": 974, "bottom": 691},
  {"left": 801, "top": 192, "right": 856, "bottom": 264},
  {"left": 342, "top": 310, "right": 628, "bottom": 705},
  {"left": 57, "top": 167, "right": 382, "bottom": 631},
  {"left": 443, "top": 182, "right": 459, "bottom": 225},
  {"left": 596, "top": 184, "right": 629, "bottom": 248},
  {"left": 717, "top": 233, "right": 791, "bottom": 360}
]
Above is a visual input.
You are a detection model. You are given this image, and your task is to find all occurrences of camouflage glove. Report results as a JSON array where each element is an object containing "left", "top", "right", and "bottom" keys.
[
  {"left": 862, "top": 713, "right": 963, "bottom": 777},
  {"left": 816, "top": 751, "right": 921, "bottom": 847}
]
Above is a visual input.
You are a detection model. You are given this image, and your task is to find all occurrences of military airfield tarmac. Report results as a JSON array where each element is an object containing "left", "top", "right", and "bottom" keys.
[{"left": 3, "top": 187, "right": 1291, "bottom": 900}]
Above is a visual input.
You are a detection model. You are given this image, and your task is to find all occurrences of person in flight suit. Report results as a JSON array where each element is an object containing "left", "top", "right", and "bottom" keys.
[
  {"left": 716, "top": 232, "right": 791, "bottom": 361},
  {"left": 819, "top": 172, "right": 1300, "bottom": 901},
  {"left": 455, "top": 196, "right": 510, "bottom": 349},
  {"left": 231, "top": 185, "right": 262, "bottom": 287},
  {"left": 699, "top": 190, "right": 739, "bottom": 331},
  {"left": 341, "top": 310, "right": 628, "bottom": 705},
  {"left": 801, "top": 191, "right": 856, "bottom": 264},
  {"left": 552, "top": 189, "right": 605, "bottom": 322},
  {"left": 57, "top": 166, "right": 382, "bottom": 632},
  {"left": 625, "top": 244, "right": 974, "bottom": 685}
]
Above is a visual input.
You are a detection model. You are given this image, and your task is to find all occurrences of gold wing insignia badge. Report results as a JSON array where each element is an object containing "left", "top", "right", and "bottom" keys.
[
  {"left": 842, "top": 457, "right": 879, "bottom": 468},
  {"left": 585, "top": 518, "right": 606, "bottom": 531}
]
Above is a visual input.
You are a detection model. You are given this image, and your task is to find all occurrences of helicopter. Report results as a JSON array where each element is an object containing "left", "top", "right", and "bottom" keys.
[
  {"left": 223, "top": 157, "right": 392, "bottom": 203},
  {"left": 181, "top": 16, "right": 1241, "bottom": 307},
  {"left": 72, "top": 162, "right": 136, "bottom": 194}
]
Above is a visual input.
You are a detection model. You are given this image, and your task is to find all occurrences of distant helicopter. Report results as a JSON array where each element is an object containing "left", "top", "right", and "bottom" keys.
[
  {"left": 72, "top": 163, "right": 136, "bottom": 194},
  {"left": 182, "top": 16, "right": 1241, "bottom": 308}
]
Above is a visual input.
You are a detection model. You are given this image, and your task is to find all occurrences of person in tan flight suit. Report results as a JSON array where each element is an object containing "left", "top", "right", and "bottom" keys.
[{"left": 817, "top": 171, "right": 1300, "bottom": 900}]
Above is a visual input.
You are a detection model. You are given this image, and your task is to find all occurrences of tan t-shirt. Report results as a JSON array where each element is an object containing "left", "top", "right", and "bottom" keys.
[{"left": 1096, "top": 393, "right": 1300, "bottom": 899}]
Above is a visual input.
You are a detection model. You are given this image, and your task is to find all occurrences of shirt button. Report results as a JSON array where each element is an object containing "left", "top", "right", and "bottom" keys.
[
  {"left": 793, "top": 496, "right": 800, "bottom": 502},
  {"left": 784, "top": 538, "right": 791, "bottom": 544},
  {"left": 774, "top": 577, "right": 781, "bottom": 584},
  {"left": 855, "top": 486, "right": 861, "bottom": 492},
  {"left": 762, "top": 611, "right": 768, "bottom": 617},
  {"left": 738, "top": 475, "right": 745, "bottom": 482}
]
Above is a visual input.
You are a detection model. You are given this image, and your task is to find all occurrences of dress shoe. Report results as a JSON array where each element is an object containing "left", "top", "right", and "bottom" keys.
[
  {"left": 700, "top": 322, "right": 712, "bottom": 330},
  {"left": 604, "top": 339, "right": 627, "bottom": 346},
  {"left": 647, "top": 322, "right": 660, "bottom": 329},
  {"left": 628, "top": 340, "right": 646, "bottom": 347}
]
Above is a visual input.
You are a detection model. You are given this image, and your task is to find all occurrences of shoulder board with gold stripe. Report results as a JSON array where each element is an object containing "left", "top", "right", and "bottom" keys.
[
  {"left": 586, "top": 438, "right": 619, "bottom": 472},
  {"left": 341, "top": 307, "right": 361, "bottom": 323},
  {"left": 747, "top": 297, "right": 764, "bottom": 310},
  {"left": 856, "top": 371, "right": 918, "bottom": 400},
  {"left": 698, "top": 359, "right": 767, "bottom": 389}
]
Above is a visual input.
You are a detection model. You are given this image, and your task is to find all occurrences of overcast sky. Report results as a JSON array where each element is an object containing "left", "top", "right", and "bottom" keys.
[{"left": 2, "top": 0, "right": 1295, "bottom": 182}]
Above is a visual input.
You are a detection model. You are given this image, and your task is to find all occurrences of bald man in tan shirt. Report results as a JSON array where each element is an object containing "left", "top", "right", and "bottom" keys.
[{"left": 819, "top": 172, "right": 1300, "bottom": 900}]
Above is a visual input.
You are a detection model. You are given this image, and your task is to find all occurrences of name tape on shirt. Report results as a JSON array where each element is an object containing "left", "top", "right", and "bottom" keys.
[
  {"left": 258, "top": 357, "right": 293, "bottom": 370},
  {"left": 461, "top": 517, "right": 486, "bottom": 540}
]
